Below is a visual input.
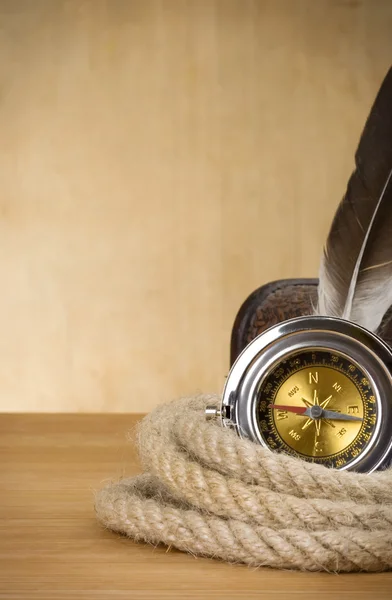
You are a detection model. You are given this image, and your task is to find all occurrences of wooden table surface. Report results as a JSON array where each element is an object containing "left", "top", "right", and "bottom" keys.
[{"left": 1, "top": 414, "right": 392, "bottom": 600}]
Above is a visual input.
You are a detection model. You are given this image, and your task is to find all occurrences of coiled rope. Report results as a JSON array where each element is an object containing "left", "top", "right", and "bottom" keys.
[{"left": 95, "top": 395, "right": 392, "bottom": 572}]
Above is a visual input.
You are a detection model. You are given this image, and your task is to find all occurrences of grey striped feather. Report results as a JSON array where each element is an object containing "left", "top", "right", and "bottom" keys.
[{"left": 317, "top": 67, "right": 392, "bottom": 333}]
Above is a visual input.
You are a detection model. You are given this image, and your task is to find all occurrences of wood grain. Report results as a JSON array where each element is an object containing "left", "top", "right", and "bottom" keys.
[
  {"left": 1, "top": 413, "right": 392, "bottom": 599},
  {"left": 0, "top": 1, "right": 391, "bottom": 412}
]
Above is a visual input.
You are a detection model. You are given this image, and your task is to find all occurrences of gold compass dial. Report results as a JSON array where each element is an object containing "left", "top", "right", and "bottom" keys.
[{"left": 257, "top": 349, "right": 378, "bottom": 468}]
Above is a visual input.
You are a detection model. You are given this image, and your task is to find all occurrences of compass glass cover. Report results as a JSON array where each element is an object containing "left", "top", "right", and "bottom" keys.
[{"left": 257, "top": 348, "right": 378, "bottom": 468}]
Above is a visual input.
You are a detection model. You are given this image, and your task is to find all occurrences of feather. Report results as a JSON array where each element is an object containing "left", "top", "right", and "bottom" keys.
[{"left": 317, "top": 67, "right": 392, "bottom": 332}]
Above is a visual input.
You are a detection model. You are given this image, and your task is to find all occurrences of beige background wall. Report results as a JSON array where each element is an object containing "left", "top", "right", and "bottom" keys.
[{"left": 0, "top": 0, "right": 391, "bottom": 412}]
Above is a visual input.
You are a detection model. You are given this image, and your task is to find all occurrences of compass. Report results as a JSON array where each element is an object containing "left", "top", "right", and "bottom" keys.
[{"left": 207, "top": 316, "right": 392, "bottom": 472}]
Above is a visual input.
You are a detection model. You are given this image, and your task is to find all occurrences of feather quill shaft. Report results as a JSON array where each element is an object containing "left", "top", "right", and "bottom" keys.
[{"left": 342, "top": 168, "right": 392, "bottom": 321}]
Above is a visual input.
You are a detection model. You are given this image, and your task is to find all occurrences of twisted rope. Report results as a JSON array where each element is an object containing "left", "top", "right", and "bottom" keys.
[{"left": 95, "top": 394, "right": 392, "bottom": 572}]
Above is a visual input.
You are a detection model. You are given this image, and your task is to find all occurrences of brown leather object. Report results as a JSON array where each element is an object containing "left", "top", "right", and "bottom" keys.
[{"left": 230, "top": 279, "right": 392, "bottom": 366}]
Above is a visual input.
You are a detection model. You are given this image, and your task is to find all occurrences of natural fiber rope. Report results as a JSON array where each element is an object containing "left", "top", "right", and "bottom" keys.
[{"left": 95, "top": 394, "right": 392, "bottom": 572}]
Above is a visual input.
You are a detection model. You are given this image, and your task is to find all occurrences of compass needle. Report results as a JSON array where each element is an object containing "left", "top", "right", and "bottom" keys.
[{"left": 322, "top": 409, "right": 363, "bottom": 422}]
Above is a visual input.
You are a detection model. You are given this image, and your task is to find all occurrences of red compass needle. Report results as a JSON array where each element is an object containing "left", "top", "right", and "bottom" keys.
[{"left": 268, "top": 404, "right": 308, "bottom": 415}]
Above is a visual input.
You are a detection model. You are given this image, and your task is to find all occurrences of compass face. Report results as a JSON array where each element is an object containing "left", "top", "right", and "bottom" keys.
[{"left": 257, "top": 349, "right": 378, "bottom": 468}]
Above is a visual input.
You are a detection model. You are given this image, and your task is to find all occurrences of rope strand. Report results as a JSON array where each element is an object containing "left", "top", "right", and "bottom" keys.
[{"left": 95, "top": 395, "right": 392, "bottom": 572}]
